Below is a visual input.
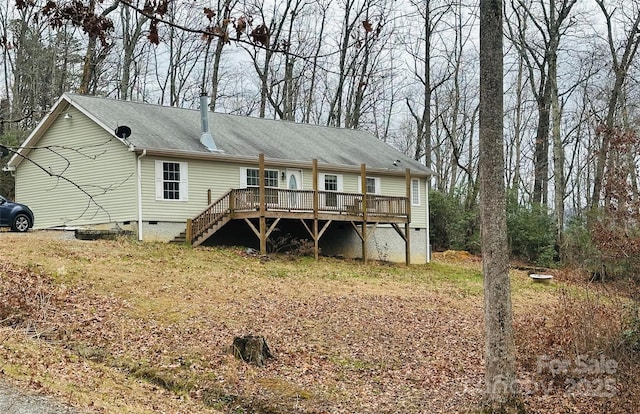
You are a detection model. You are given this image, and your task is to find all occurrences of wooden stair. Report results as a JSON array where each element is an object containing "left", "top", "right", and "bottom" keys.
[
  {"left": 189, "top": 190, "right": 240, "bottom": 247},
  {"left": 191, "top": 215, "right": 232, "bottom": 246},
  {"left": 170, "top": 231, "right": 188, "bottom": 244}
]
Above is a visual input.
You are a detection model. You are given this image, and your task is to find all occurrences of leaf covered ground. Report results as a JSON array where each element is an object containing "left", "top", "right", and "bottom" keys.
[{"left": 0, "top": 231, "right": 638, "bottom": 413}]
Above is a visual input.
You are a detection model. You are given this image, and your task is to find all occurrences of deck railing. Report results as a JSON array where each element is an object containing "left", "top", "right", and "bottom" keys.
[
  {"left": 190, "top": 190, "right": 232, "bottom": 241},
  {"left": 231, "top": 188, "right": 408, "bottom": 216},
  {"left": 190, "top": 188, "right": 409, "bottom": 242}
]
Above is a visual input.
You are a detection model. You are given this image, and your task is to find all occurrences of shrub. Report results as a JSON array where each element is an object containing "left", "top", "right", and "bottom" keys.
[
  {"left": 564, "top": 210, "right": 640, "bottom": 282},
  {"left": 430, "top": 189, "right": 558, "bottom": 264},
  {"left": 429, "top": 190, "right": 479, "bottom": 253},
  {"left": 563, "top": 214, "right": 601, "bottom": 271},
  {"left": 267, "top": 232, "right": 316, "bottom": 257},
  {"left": 428, "top": 190, "right": 459, "bottom": 251},
  {"left": 506, "top": 199, "right": 556, "bottom": 266},
  {"left": 622, "top": 294, "right": 640, "bottom": 352}
]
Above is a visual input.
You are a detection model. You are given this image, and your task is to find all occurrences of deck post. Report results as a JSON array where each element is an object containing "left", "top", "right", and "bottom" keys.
[
  {"left": 361, "top": 163, "right": 367, "bottom": 263},
  {"left": 229, "top": 189, "right": 235, "bottom": 214},
  {"left": 259, "top": 154, "right": 267, "bottom": 255},
  {"left": 405, "top": 168, "right": 412, "bottom": 265},
  {"left": 313, "top": 159, "right": 319, "bottom": 260},
  {"left": 186, "top": 218, "right": 193, "bottom": 245},
  {"left": 207, "top": 189, "right": 212, "bottom": 204}
]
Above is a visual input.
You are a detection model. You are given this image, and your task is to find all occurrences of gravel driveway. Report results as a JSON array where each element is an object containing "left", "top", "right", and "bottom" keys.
[{"left": 0, "top": 381, "right": 80, "bottom": 414}]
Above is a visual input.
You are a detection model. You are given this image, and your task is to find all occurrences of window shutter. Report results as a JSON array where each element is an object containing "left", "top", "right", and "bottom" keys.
[
  {"left": 337, "top": 175, "right": 344, "bottom": 192},
  {"left": 179, "top": 162, "right": 188, "bottom": 201},
  {"left": 319, "top": 173, "right": 325, "bottom": 188},
  {"left": 240, "top": 168, "right": 248, "bottom": 188},
  {"left": 155, "top": 160, "right": 163, "bottom": 200}
]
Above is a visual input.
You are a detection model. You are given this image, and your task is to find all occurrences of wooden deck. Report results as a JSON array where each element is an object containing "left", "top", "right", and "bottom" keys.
[
  {"left": 187, "top": 188, "right": 411, "bottom": 262},
  {"left": 186, "top": 154, "right": 414, "bottom": 264}
]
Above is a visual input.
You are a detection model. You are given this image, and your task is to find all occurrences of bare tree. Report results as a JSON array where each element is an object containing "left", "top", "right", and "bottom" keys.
[
  {"left": 205, "top": 0, "right": 239, "bottom": 112},
  {"left": 325, "top": 0, "right": 396, "bottom": 129},
  {"left": 117, "top": 1, "right": 150, "bottom": 100},
  {"left": 590, "top": 0, "right": 640, "bottom": 210},
  {"left": 241, "top": 0, "right": 304, "bottom": 119},
  {"left": 301, "top": 0, "right": 332, "bottom": 124},
  {"left": 404, "top": 0, "right": 453, "bottom": 167},
  {"left": 7, "top": 5, "right": 82, "bottom": 129},
  {"left": 506, "top": 0, "right": 578, "bottom": 207},
  {"left": 154, "top": 1, "right": 209, "bottom": 107}
]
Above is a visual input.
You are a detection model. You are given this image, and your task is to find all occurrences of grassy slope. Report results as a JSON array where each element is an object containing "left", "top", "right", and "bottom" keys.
[{"left": 0, "top": 231, "right": 637, "bottom": 413}]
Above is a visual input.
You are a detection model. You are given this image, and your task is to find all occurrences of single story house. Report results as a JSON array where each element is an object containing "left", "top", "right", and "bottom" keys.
[{"left": 4, "top": 93, "right": 432, "bottom": 263}]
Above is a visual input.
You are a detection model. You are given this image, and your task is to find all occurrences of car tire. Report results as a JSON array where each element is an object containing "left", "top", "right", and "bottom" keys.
[{"left": 11, "top": 213, "right": 30, "bottom": 232}]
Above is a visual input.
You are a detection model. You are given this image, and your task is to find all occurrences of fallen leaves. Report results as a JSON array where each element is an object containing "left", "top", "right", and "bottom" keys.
[{"left": 0, "top": 232, "right": 637, "bottom": 413}]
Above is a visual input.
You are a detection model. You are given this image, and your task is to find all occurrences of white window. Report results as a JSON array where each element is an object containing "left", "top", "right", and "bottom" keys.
[
  {"left": 411, "top": 178, "right": 421, "bottom": 206},
  {"left": 246, "top": 168, "right": 260, "bottom": 186},
  {"left": 319, "top": 173, "right": 343, "bottom": 208},
  {"left": 155, "top": 160, "right": 188, "bottom": 201},
  {"left": 360, "top": 176, "right": 381, "bottom": 194},
  {"left": 324, "top": 174, "right": 338, "bottom": 191},
  {"left": 240, "top": 167, "right": 279, "bottom": 203},
  {"left": 264, "top": 170, "right": 279, "bottom": 187},
  {"left": 241, "top": 168, "right": 279, "bottom": 188}
]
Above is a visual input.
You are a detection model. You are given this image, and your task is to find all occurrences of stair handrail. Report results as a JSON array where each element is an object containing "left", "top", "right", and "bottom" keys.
[{"left": 190, "top": 189, "right": 233, "bottom": 242}]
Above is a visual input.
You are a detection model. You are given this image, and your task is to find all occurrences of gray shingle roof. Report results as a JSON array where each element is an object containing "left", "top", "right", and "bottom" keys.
[{"left": 65, "top": 93, "right": 431, "bottom": 175}]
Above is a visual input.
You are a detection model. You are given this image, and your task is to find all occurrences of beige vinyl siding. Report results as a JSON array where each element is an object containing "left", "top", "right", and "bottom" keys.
[
  {"left": 140, "top": 157, "right": 242, "bottom": 221},
  {"left": 337, "top": 171, "right": 359, "bottom": 194},
  {"left": 15, "top": 106, "right": 137, "bottom": 228},
  {"left": 317, "top": 170, "right": 427, "bottom": 228},
  {"left": 409, "top": 177, "right": 427, "bottom": 228}
]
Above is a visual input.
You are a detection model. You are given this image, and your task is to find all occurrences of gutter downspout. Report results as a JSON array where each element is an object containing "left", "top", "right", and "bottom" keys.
[{"left": 137, "top": 149, "right": 147, "bottom": 241}]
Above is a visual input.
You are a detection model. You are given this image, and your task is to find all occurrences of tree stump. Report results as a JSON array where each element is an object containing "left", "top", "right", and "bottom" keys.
[{"left": 231, "top": 335, "right": 274, "bottom": 366}]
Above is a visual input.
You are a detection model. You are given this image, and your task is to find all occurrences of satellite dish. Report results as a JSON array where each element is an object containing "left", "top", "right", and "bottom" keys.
[{"left": 114, "top": 125, "right": 132, "bottom": 139}]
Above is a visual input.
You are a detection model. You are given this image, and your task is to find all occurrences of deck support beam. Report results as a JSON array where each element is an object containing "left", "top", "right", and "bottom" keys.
[
  {"left": 405, "top": 168, "right": 412, "bottom": 266},
  {"left": 245, "top": 217, "right": 280, "bottom": 250},
  {"left": 301, "top": 219, "right": 331, "bottom": 240},
  {"left": 361, "top": 223, "right": 367, "bottom": 263},
  {"left": 313, "top": 159, "right": 319, "bottom": 259},
  {"left": 390, "top": 222, "right": 411, "bottom": 265},
  {"left": 360, "top": 164, "right": 367, "bottom": 263},
  {"left": 259, "top": 154, "right": 266, "bottom": 255},
  {"left": 351, "top": 221, "right": 380, "bottom": 263}
]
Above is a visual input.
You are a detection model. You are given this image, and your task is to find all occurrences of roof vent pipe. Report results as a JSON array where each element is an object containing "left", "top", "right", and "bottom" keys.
[{"left": 199, "top": 93, "right": 218, "bottom": 152}]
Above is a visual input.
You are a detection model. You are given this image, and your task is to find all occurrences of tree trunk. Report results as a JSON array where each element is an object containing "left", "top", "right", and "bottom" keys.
[
  {"left": 120, "top": 5, "right": 148, "bottom": 101},
  {"left": 303, "top": 2, "right": 328, "bottom": 124},
  {"left": 479, "top": 0, "right": 520, "bottom": 408},
  {"left": 78, "top": 0, "right": 117, "bottom": 95},
  {"left": 551, "top": 59, "right": 564, "bottom": 253},
  {"left": 532, "top": 85, "right": 550, "bottom": 205},
  {"left": 208, "top": 0, "right": 234, "bottom": 113}
]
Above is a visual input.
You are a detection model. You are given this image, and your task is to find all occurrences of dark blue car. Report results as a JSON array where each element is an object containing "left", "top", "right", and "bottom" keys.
[{"left": 0, "top": 195, "right": 34, "bottom": 232}]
